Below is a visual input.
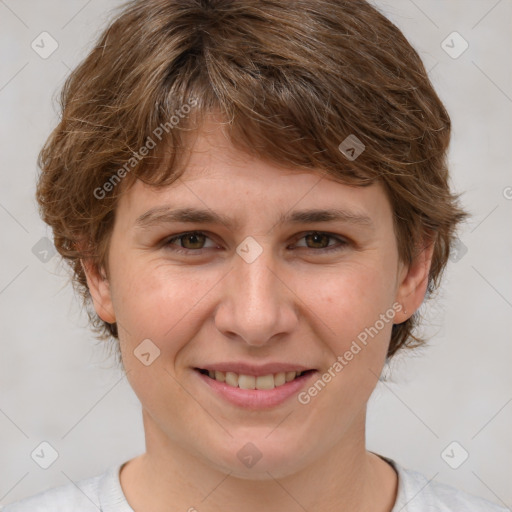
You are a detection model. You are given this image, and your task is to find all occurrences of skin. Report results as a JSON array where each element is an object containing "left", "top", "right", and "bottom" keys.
[{"left": 83, "top": 118, "right": 433, "bottom": 512}]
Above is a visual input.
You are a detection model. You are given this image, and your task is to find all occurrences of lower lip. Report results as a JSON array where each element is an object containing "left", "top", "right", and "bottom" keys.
[{"left": 195, "top": 370, "right": 317, "bottom": 410}]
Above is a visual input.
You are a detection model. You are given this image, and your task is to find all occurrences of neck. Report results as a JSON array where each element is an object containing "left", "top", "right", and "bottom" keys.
[{"left": 120, "top": 410, "right": 398, "bottom": 512}]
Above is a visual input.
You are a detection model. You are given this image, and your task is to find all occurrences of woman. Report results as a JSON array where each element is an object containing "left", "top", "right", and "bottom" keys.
[{"left": 2, "top": 0, "right": 507, "bottom": 510}]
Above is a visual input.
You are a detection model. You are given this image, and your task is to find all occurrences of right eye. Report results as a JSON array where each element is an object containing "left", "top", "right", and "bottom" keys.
[{"left": 163, "top": 231, "right": 218, "bottom": 254}]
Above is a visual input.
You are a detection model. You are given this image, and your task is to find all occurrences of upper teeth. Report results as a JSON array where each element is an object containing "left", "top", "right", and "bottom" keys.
[{"left": 207, "top": 370, "right": 304, "bottom": 389}]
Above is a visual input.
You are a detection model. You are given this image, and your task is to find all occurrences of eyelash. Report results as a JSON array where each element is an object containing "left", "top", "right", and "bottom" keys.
[{"left": 162, "top": 231, "right": 349, "bottom": 255}]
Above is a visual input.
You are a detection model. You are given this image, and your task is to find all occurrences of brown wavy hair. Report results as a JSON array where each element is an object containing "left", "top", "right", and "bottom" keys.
[{"left": 36, "top": 0, "right": 467, "bottom": 360}]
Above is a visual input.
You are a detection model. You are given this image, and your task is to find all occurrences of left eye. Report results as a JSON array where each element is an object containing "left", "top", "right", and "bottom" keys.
[
  {"left": 163, "top": 231, "right": 348, "bottom": 254},
  {"left": 293, "top": 232, "right": 348, "bottom": 251}
]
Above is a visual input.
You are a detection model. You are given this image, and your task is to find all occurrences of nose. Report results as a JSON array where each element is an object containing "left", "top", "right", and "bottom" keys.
[{"left": 214, "top": 241, "right": 298, "bottom": 347}]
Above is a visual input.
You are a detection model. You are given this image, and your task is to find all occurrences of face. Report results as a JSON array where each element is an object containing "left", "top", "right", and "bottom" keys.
[{"left": 84, "top": 120, "right": 431, "bottom": 480}]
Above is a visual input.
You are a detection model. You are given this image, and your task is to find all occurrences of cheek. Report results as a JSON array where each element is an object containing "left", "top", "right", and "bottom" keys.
[
  {"left": 112, "top": 263, "right": 222, "bottom": 413},
  {"left": 299, "top": 263, "right": 397, "bottom": 404},
  {"left": 114, "top": 261, "right": 220, "bottom": 342},
  {"left": 306, "top": 261, "right": 397, "bottom": 334},
  {"left": 296, "top": 271, "right": 396, "bottom": 411}
]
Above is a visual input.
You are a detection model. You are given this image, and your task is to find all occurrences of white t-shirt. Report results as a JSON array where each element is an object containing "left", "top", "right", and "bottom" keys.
[{"left": 1, "top": 456, "right": 508, "bottom": 511}]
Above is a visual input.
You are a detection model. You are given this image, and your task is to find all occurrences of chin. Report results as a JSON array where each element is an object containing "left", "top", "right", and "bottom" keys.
[{"left": 204, "top": 436, "right": 312, "bottom": 480}]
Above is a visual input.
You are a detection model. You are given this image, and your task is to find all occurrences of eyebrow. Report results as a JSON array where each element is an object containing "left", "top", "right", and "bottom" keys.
[{"left": 134, "top": 206, "right": 374, "bottom": 231}]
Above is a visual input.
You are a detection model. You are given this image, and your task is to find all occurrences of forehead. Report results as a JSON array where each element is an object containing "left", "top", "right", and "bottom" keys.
[{"left": 116, "top": 120, "right": 392, "bottom": 230}]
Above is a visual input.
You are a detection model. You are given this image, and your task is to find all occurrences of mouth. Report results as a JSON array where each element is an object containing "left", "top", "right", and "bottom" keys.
[{"left": 194, "top": 368, "right": 316, "bottom": 390}]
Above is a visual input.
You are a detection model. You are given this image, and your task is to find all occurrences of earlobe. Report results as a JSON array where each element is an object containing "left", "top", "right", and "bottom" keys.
[
  {"left": 394, "top": 240, "right": 435, "bottom": 324},
  {"left": 80, "top": 259, "right": 116, "bottom": 324}
]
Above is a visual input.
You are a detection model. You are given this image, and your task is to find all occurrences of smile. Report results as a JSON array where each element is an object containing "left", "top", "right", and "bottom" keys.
[
  {"left": 196, "top": 368, "right": 312, "bottom": 389},
  {"left": 194, "top": 367, "right": 318, "bottom": 409}
]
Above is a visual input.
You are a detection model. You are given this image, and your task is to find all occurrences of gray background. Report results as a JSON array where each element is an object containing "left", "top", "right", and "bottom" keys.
[{"left": 1, "top": 0, "right": 511, "bottom": 508}]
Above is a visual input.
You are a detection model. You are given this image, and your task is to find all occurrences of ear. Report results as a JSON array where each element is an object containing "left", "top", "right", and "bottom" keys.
[
  {"left": 393, "top": 239, "right": 435, "bottom": 324},
  {"left": 81, "top": 259, "right": 116, "bottom": 324}
]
